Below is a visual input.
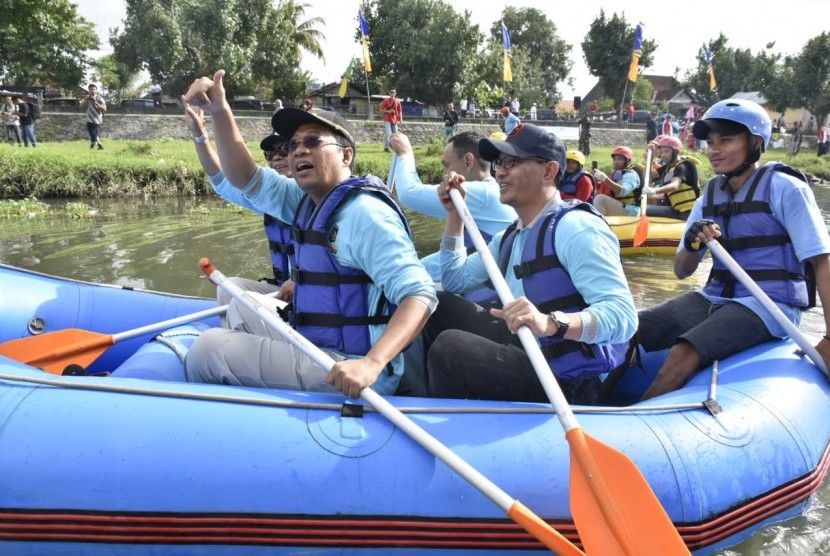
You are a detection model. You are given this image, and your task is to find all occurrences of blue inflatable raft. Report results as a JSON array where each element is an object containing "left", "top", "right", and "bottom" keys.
[{"left": 0, "top": 263, "right": 828, "bottom": 555}]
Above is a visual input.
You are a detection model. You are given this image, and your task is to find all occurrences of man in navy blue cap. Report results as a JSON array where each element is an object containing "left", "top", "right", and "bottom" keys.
[{"left": 424, "top": 123, "right": 637, "bottom": 404}]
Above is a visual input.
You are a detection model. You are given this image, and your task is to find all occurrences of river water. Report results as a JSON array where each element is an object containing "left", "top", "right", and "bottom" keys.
[{"left": 0, "top": 187, "right": 828, "bottom": 554}]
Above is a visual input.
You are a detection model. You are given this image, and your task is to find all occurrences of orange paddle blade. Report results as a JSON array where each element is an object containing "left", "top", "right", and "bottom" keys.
[
  {"left": 632, "top": 215, "right": 649, "bottom": 248},
  {"left": 0, "top": 329, "right": 114, "bottom": 375},
  {"left": 568, "top": 429, "right": 689, "bottom": 555},
  {"left": 508, "top": 500, "right": 584, "bottom": 555}
]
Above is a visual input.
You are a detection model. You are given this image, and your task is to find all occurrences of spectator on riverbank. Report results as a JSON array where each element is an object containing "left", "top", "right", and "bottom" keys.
[
  {"left": 578, "top": 114, "right": 591, "bottom": 156},
  {"left": 150, "top": 80, "right": 163, "bottom": 108},
  {"left": 443, "top": 103, "right": 459, "bottom": 140},
  {"left": 80, "top": 84, "right": 106, "bottom": 150},
  {"left": 789, "top": 121, "right": 803, "bottom": 157},
  {"left": 2, "top": 95, "right": 21, "bottom": 146},
  {"left": 646, "top": 113, "right": 658, "bottom": 143},
  {"left": 17, "top": 96, "right": 36, "bottom": 148},
  {"left": 381, "top": 88, "right": 403, "bottom": 152},
  {"left": 501, "top": 107, "right": 520, "bottom": 134}
]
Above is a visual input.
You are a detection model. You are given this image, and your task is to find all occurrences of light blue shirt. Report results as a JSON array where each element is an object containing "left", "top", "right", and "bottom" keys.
[
  {"left": 440, "top": 197, "right": 637, "bottom": 345},
  {"left": 613, "top": 168, "right": 642, "bottom": 217},
  {"left": 210, "top": 171, "right": 265, "bottom": 215},
  {"left": 685, "top": 166, "right": 830, "bottom": 337},
  {"left": 393, "top": 153, "right": 517, "bottom": 279},
  {"left": 229, "top": 167, "right": 438, "bottom": 394},
  {"left": 504, "top": 113, "right": 521, "bottom": 134}
]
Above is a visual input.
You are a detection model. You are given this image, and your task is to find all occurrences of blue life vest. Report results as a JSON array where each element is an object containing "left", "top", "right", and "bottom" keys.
[
  {"left": 290, "top": 176, "right": 411, "bottom": 355},
  {"left": 701, "top": 162, "right": 813, "bottom": 308},
  {"left": 497, "top": 201, "right": 629, "bottom": 379},
  {"left": 559, "top": 170, "right": 594, "bottom": 200},
  {"left": 263, "top": 214, "right": 294, "bottom": 285}
]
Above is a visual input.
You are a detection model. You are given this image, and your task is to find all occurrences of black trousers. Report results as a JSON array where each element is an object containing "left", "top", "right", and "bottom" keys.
[{"left": 425, "top": 291, "right": 600, "bottom": 404}]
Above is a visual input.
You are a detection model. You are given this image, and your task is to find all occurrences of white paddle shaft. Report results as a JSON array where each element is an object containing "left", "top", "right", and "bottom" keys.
[
  {"left": 386, "top": 152, "right": 398, "bottom": 193},
  {"left": 640, "top": 148, "right": 653, "bottom": 216},
  {"left": 111, "top": 291, "right": 280, "bottom": 343},
  {"left": 448, "top": 188, "right": 580, "bottom": 432},
  {"left": 707, "top": 239, "right": 828, "bottom": 376},
  {"left": 206, "top": 264, "right": 521, "bottom": 512}
]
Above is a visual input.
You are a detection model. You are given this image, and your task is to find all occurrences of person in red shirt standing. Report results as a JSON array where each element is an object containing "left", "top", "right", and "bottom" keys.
[
  {"left": 380, "top": 88, "right": 403, "bottom": 152},
  {"left": 662, "top": 114, "right": 673, "bottom": 136},
  {"left": 627, "top": 102, "right": 635, "bottom": 124},
  {"left": 817, "top": 122, "right": 827, "bottom": 156}
]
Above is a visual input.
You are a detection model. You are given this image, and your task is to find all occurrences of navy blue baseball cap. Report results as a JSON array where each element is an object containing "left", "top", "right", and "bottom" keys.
[
  {"left": 259, "top": 133, "right": 288, "bottom": 152},
  {"left": 478, "top": 123, "right": 566, "bottom": 169}
]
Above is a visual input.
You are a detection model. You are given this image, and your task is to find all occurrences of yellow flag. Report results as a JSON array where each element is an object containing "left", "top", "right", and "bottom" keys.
[
  {"left": 338, "top": 59, "right": 354, "bottom": 98},
  {"left": 628, "top": 23, "right": 644, "bottom": 83},
  {"left": 362, "top": 38, "right": 372, "bottom": 73},
  {"left": 501, "top": 23, "right": 512, "bottom": 83},
  {"left": 703, "top": 45, "right": 717, "bottom": 92},
  {"left": 359, "top": 8, "right": 372, "bottom": 73}
]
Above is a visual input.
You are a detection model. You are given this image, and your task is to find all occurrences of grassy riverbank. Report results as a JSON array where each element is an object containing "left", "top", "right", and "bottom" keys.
[
  {"left": 0, "top": 140, "right": 444, "bottom": 199},
  {"left": 0, "top": 139, "right": 826, "bottom": 199}
]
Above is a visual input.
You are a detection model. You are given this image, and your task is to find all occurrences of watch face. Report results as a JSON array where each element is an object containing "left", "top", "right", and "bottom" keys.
[{"left": 552, "top": 312, "right": 569, "bottom": 336}]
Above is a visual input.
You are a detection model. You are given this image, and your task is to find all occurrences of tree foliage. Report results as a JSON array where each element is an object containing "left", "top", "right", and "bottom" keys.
[
  {"left": 361, "top": 0, "right": 480, "bottom": 105},
  {"left": 90, "top": 54, "right": 142, "bottom": 102},
  {"left": 282, "top": 1, "right": 326, "bottom": 63},
  {"left": 790, "top": 32, "right": 830, "bottom": 126},
  {"left": 0, "top": 0, "right": 98, "bottom": 90},
  {"left": 581, "top": 11, "right": 655, "bottom": 111},
  {"left": 486, "top": 7, "right": 571, "bottom": 110},
  {"left": 110, "top": 0, "right": 316, "bottom": 98},
  {"left": 682, "top": 35, "right": 798, "bottom": 114}
]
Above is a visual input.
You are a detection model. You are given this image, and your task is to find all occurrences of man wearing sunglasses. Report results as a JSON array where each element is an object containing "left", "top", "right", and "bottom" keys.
[
  {"left": 424, "top": 123, "right": 637, "bottom": 405},
  {"left": 184, "top": 101, "right": 296, "bottom": 320},
  {"left": 182, "top": 70, "right": 436, "bottom": 400}
]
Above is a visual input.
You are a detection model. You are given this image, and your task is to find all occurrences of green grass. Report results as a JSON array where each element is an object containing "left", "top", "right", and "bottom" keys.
[
  {"left": 0, "top": 139, "right": 826, "bottom": 200},
  {"left": 0, "top": 139, "right": 445, "bottom": 198}
]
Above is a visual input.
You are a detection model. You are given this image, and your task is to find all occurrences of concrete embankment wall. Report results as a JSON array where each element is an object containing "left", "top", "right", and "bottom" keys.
[{"left": 34, "top": 112, "right": 648, "bottom": 149}]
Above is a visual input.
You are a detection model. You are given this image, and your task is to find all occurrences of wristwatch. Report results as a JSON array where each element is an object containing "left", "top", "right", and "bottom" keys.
[
  {"left": 192, "top": 132, "right": 209, "bottom": 144},
  {"left": 549, "top": 311, "right": 570, "bottom": 338}
]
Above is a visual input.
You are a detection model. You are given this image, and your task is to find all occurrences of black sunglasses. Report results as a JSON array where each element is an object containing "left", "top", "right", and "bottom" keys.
[
  {"left": 264, "top": 144, "right": 289, "bottom": 160},
  {"left": 287, "top": 135, "right": 348, "bottom": 154}
]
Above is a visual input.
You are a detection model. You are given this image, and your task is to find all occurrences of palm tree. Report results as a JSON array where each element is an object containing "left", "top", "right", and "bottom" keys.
[{"left": 280, "top": 0, "right": 326, "bottom": 63}]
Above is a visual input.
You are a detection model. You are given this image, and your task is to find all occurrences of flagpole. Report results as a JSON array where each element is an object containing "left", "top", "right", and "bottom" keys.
[
  {"left": 620, "top": 80, "right": 629, "bottom": 123},
  {"left": 365, "top": 72, "right": 372, "bottom": 120},
  {"left": 358, "top": 3, "right": 373, "bottom": 119}
]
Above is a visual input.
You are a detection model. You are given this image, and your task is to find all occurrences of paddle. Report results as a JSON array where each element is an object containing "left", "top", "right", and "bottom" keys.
[
  {"left": 706, "top": 239, "right": 829, "bottom": 377},
  {"left": 632, "top": 148, "right": 653, "bottom": 248},
  {"left": 386, "top": 151, "right": 398, "bottom": 193},
  {"left": 448, "top": 186, "right": 689, "bottom": 555},
  {"left": 199, "top": 257, "right": 584, "bottom": 556},
  {"left": 0, "top": 293, "right": 282, "bottom": 375}
]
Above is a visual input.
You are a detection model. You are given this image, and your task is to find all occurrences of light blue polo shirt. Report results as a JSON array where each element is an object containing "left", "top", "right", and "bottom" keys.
[
  {"left": 237, "top": 167, "right": 437, "bottom": 394},
  {"left": 612, "top": 168, "right": 642, "bottom": 216},
  {"left": 440, "top": 196, "right": 637, "bottom": 345},
  {"left": 393, "top": 153, "right": 516, "bottom": 279}
]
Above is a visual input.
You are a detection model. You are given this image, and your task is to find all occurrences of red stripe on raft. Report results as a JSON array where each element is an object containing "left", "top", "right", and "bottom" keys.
[{"left": 1, "top": 442, "right": 827, "bottom": 551}]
